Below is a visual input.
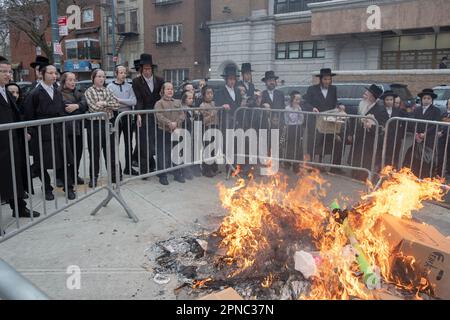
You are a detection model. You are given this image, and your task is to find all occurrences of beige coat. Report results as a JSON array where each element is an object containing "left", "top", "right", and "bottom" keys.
[
  {"left": 199, "top": 101, "right": 218, "bottom": 127},
  {"left": 155, "top": 98, "right": 186, "bottom": 132}
]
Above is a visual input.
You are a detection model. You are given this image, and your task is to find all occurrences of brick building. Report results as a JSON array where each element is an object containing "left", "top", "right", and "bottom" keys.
[
  {"left": 100, "top": 0, "right": 145, "bottom": 76},
  {"left": 142, "top": 0, "right": 211, "bottom": 87},
  {"left": 9, "top": 1, "right": 102, "bottom": 81},
  {"left": 209, "top": 0, "right": 450, "bottom": 90}
]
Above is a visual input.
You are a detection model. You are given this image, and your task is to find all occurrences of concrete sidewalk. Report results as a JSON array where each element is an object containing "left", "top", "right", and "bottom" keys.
[{"left": 0, "top": 170, "right": 449, "bottom": 300}]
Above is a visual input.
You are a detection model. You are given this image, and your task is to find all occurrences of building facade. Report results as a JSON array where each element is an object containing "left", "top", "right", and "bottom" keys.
[
  {"left": 209, "top": 0, "right": 450, "bottom": 87},
  {"left": 142, "top": 0, "right": 211, "bottom": 87},
  {"left": 100, "top": 0, "right": 145, "bottom": 76}
]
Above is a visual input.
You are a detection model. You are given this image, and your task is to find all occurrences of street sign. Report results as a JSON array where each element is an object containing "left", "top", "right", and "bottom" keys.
[
  {"left": 58, "top": 16, "right": 67, "bottom": 27},
  {"left": 59, "top": 26, "right": 69, "bottom": 37},
  {"left": 53, "top": 43, "right": 64, "bottom": 56}
]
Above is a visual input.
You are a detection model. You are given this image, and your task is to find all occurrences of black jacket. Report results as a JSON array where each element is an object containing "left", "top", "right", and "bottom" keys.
[
  {"left": 0, "top": 90, "right": 25, "bottom": 199},
  {"left": 237, "top": 80, "right": 255, "bottom": 98},
  {"left": 303, "top": 84, "right": 338, "bottom": 112},
  {"left": 409, "top": 105, "right": 442, "bottom": 147},
  {"left": 261, "top": 89, "right": 285, "bottom": 110},
  {"left": 132, "top": 75, "right": 164, "bottom": 111}
]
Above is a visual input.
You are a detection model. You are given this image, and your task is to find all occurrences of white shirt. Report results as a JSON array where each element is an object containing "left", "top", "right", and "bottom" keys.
[
  {"left": 386, "top": 107, "right": 393, "bottom": 117},
  {"left": 0, "top": 86, "right": 8, "bottom": 103},
  {"left": 243, "top": 81, "right": 249, "bottom": 91},
  {"left": 321, "top": 86, "right": 328, "bottom": 99},
  {"left": 423, "top": 104, "right": 431, "bottom": 115},
  {"left": 144, "top": 76, "right": 154, "bottom": 93},
  {"left": 226, "top": 85, "right": 236, "bottom": 101},
  {"left": 41, "top": 82, "right": 54, "bottom": 100},
  {"left": 268, "top": 90, "right": 274, "bottom": 102}
]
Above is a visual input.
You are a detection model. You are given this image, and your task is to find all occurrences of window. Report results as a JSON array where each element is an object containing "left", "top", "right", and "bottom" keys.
[
  {"left": 155, "top": 0, "right": 179, "bottom": 6},
  {"left": 33, "top": 15, "right": 43, "bottom": 31},
  {"left": 381, "top": 33, "right": 450, "bottom": 69},
  {"left": 82, "top": 9, "right": 94, "bottom": 23},
  {"left": 274, "top": 0, "right": 326, "bottom": 14},
  {"left": 130, "top": 10, "right": 138, "bottom": 33},
  {"left": 164, "top": 69, "right": 189, "bottom": 88},
  {"left": 117, "top": 13, "right": 126, "bottom": 34},
  {"left": 156, "top": 25, "right": 183, "bottom": 44},
  {"left": 65, "top": 39, "right": 100, "bottom": 60},
  {"left": 107, "top": 16, "right": 113, "bottom": 35},
  {"left": 276, "top": 40, "right": 325, "bottom": 59}
]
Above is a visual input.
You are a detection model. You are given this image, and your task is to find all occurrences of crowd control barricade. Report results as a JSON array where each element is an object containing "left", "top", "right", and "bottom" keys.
[{"left": 0, "top": 112, "right": 137, "bottom": 243}]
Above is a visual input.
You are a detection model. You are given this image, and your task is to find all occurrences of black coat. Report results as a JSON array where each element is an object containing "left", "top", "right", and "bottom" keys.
[
  {"left": 60, "top": 88, "right": 88, "bottom": 136},
  {"left": 24, "top": 85, "right": 73, "bottom": 170},
  {"left": 350, "top": 102, "right": 389, "bottom": 171},
  {"left": 303, "top": 84, "right": 338, "bottom": 112},
  {"left": 383, "top": 107, "right": 409, "bottom": 163},
  {"left": 237, "top": 80, "right": 255, "bottom": 98},
  {"left": 0, "top": 90, "right": 25, "bottom": 200},
  {"left": 132, "top": 75, "right": 164, "bottom": 111},
  {"left": 215, "top": 85, "right": 242, "bottom": 128},
  {"left": 409, "top": 105, "right": 442, "bottom": 147}
]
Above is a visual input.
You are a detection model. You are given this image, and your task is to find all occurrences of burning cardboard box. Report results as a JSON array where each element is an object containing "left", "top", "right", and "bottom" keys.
[
  {"left": 381, "top": 214, "right": 450, "bottom": 300},
  {"left": 197, "top": 288, "right": 243, "bottom": 300}
]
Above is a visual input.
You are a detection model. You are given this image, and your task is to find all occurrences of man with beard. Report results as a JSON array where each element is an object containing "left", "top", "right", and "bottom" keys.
[{"left": 347, "top": 84, "right": 388, "bottom": 181}]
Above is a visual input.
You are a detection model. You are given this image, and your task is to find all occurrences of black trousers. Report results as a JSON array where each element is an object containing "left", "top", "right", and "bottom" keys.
[
  {"left": 137, "top": 114, "right": 156, "bottom": 174},
  {"left": 202, "top": 125, "right": 219, "bottom": 174},
  {"left": 156, "top": 129, "right": 182, "bottom": 178},
  {"left": 118, "top": 115, "right": 136, "bottom": 171},
  {"left": 57, "top": 133, "right": 83, "bottom": 183},
  {"left": 87, "top": 120, "right": 120, "bottom": 181}
]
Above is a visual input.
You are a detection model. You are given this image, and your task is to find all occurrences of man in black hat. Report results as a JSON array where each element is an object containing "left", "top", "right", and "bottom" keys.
[
  {"left": 0, "top": 58, "right": 40, "bottom": 218},
  {"left": 30, "top": 55, "right": 50, "bottom": 90},
  {"left": 347, "top": 84, "right": 388, "bottom": 180},
  {"left": 132, "top": 53, "right": 165, "bottom": 175},
  {"left": 303, "top": 68, "right": 345, "bottom": 172},
  {"left": 379, "top": 90, "right": 408, "bottom": 169},
  {"left": 237, "top": 63, "right": 255, "bottom": 99},
  {"left": 403, "top": 88, "right": 441, "bottom": 178}
]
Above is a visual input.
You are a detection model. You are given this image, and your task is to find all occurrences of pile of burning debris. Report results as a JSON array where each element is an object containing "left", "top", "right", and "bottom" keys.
[{"left": 146, "top": 167, "right": 450, "bottom": 300}]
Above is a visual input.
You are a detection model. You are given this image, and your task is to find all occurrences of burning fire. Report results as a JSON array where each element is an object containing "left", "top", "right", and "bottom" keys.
[{"left": 216, "top": 166, "right": 446, "bottom": 299}]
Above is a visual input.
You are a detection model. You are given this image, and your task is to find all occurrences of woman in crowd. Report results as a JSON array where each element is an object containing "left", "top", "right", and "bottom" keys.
[
  {"left": 24, "top": 64, "right": 75, "bottom": 200},
  {"left": 154, "top": 82, "right": 186, "bottom": 186},
  {"left": 84, "top": 69, "right": 121, "bottom": 188},
  {"left": 181, "top": 90, "right": 201, "bottom": 179},
  {"left": 283, "top": 91, "right": 307, "bottom": 173},
  {"left": 199, "top": 86, "right": 219, "bottom": 178},
  {"left": 59, "top": 72, "right": 88, "bottom": 186}
]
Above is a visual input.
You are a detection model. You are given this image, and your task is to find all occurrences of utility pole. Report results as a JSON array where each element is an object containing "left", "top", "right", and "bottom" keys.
[{"left": 50, "top": 0, "right": 61, "bottom": 69}]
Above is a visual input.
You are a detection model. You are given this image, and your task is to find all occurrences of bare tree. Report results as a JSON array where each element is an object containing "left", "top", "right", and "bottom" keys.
[{"left": 3, "top": 0, "right": 89, "bottom": 62}]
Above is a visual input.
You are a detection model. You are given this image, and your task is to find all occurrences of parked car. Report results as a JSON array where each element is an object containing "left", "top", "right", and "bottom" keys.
[
  {"left": 432, "top": 85, "right": 450, "bottom": 114},
  {"left": 17, "top": 81, "right": 34, "bottom": 97},
  {"left": 174, "top": 78, "right": 225, "bottom": 99}
]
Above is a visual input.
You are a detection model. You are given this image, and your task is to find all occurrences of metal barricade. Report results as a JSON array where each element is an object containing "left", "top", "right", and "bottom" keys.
[
  {"left": 111, "top": 107, "right": 228, "bottom": 216},
  {"left": 381, "top": 117, "right": 450, "bottom": 181},
  {"left": 232, "top": 107, "right": 381, "bottom": 181},
  {"left": 0, "top": 112, "right": 136, "bottom": 243}
]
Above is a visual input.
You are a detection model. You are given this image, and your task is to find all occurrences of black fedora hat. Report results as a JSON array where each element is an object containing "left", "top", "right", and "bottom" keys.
[
  {"left": 139, "top": 53, "right": 153, "bottom": 66},
  {"left": 241, "top": 63, "right": 253, "bottom": 73},
  {"left": 221, "top": 64, "right": 239, "bottom": 78},
  {"left": 418, "top": 88, "right": 437, "bottom": 100},
  {"left": 261, "top": 70, "right": 279, "bottom": 82},
  {"left": 0, "top": 55, "right": 7, "bottom": 63},
  {"left": 133, "top": 59, "right": 141, "bottom": 71},
  {"left": 365, "top": 84, "right": 384, "bottom": 100},
  {"left": 316, "top": 68, "right": 337, "bottom": 78},
  {"left": 30, "top": 55, "right": 50, "bottom": 69},
  {"left": 380, "top": 90, "right": 398, "bottom": 100}
]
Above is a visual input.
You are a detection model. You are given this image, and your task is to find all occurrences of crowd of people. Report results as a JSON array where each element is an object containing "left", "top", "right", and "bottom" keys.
[{"left": 1, "top": 52, "right": 450, "bottom": 218}]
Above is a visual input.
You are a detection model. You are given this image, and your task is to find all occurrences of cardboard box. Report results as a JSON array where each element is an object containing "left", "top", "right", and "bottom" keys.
[
  {"left": 198, "top": 288, "right": 243, "bottom": 300},
  {"left": 381, "top": 214, "right": 450, "bottom": 300},
  {"left": 375, "top": 291, "right": 404, "bottom": 300}
]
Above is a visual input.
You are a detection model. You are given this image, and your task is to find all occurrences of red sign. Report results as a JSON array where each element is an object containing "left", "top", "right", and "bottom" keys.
[
  {"left": 58, "top": 16, "right": 67, "bottom": 27},
  {"left": 113, "top": 56, "right": 118, "bottom": 62}
]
